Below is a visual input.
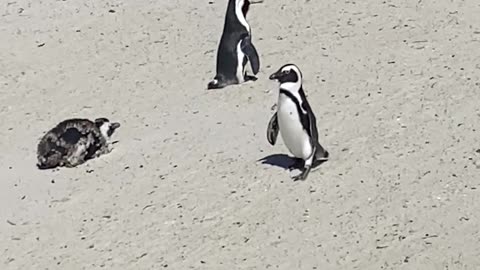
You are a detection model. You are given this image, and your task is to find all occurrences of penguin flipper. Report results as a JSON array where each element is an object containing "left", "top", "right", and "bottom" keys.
[
  {"left": 266, "top": 112, "right": 279, "bottom": 145},
  {"left": 64, "top": 141, "right": 89, "bottom": 167},
  {"left": 241, "top": 36, "right": 260, "bottom": 75}
]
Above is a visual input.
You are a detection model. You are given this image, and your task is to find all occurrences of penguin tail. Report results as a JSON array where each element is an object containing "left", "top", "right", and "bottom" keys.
[
  {"left": 36, "top": 150, "right": 64, "bottom": 170},
  {"left": 37, "top": 158, "right": 55, "bottom": 170},
  {"left": 315, "top": 146, "right": 329, "bottom": 161},
  {"left": 37, "top": 161, "right": 53, "bottom": 170},
  {"left": 323, "top": 150, "right": 329, "bottom": 159}
]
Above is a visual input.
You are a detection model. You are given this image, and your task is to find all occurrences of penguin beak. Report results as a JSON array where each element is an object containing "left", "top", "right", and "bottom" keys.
[
  {"left": 107, "top": 122, "right": 120, "bottom": 137},
  {"left": 111, "top": 122, "right": 121, "bottom": 131},
  {"left": 250, "top": 0, "right": 264, "bottom": 4},
  {"left": 269, "top": 70, "right": 281, "bottom": 81}
]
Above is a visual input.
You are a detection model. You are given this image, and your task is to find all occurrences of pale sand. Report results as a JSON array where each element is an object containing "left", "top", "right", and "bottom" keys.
[{"left": 1, "top": 0, "right": 480, "bottom": 269}]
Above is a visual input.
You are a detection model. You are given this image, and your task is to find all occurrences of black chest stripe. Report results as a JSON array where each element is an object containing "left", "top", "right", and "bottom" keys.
[{"left": 279, "top": 89, "right": 311, "bottom": 136}]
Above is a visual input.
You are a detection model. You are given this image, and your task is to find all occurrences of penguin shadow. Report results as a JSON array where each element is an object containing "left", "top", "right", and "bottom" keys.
[{"left": 258, "top": 154, "right": 329, "bottom": 171}]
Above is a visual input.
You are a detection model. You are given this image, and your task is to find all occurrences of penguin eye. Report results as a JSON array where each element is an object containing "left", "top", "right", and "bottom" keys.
[{"left": 284, "top": 70, "right": 290, "bottom": 75}]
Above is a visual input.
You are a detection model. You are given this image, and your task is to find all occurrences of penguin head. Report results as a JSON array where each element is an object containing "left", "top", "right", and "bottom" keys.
[
  {"left": 240, "top": 0, "right": 250, "bottom": 17},
  {"left": 269, "top": 64, "right": 303, "bottom": 85},
  {"left": 95, "top": 118, "right": 121, "bottom": 139},
  {"left": 237, "top": 0, "right": 262, "bottom": 17}
]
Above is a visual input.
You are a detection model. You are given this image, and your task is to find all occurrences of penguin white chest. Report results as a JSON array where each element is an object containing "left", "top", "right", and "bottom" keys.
[
  {"left": 277, "top": 93, "right": 313, "bottom": 160},
  {"left": 236, "top": 41, "right": 245, "bottom": 83}
]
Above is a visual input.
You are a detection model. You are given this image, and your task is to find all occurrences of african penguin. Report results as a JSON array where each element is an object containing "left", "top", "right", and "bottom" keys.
[
  {"left": 266, "top": 64, "right": 329, "bottom": 181},
  {"left": 37, "top": 118, "right": 120, "bottom": 169},
  {"left": 207, "top": 0, "right": 262, "bottom": 90}
]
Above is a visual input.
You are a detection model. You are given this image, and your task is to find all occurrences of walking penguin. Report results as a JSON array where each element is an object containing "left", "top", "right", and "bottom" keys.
[
  {"left": 266, "top": 64, "right": 329, "bottom": 181},
  {"left": 207, "top": 0, "right": 262, "bottom": 90}
]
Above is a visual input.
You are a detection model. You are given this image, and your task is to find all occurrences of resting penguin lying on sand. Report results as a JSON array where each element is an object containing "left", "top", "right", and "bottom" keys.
[{"left": 36, "top": 118, "right": 120, "bottom": 169}]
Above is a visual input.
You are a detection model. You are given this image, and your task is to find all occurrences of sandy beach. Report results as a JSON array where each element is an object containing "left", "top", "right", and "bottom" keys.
[{"left": 1, "top": 0, "right": 480, "bottom": 269}]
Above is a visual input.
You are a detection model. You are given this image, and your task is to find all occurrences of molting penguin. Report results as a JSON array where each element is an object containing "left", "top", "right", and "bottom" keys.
[
  {"left": 37, "top": 117, "right": 120, "bottom": 169},
  {"left": 266, "top": 64, "right": 329, "bottom": 181},
  {"left": 207, "top": 0, "right": 262, "bottom": 90}
]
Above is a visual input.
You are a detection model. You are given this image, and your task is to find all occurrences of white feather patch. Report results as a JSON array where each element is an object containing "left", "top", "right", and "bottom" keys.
[{"left": 235, "top": 0, "right": 250, "bottom": 32}]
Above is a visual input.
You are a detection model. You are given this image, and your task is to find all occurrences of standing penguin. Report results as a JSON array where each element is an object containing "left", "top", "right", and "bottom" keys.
[
  {"left": 266, "top": 64, "right": 329, "bottom": 181},
  {"left": 207, "top": 0, "right": 262, "bottom": 90},
  {"left": 37, "top": 117, "right": 120, "bottom": 169}
]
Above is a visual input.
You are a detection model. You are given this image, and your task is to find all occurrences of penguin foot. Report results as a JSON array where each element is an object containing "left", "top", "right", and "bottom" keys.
[
  {"left": 292, "top": 166, "right": 312, "bottom": 181},
  {"left": 288, "top": 158, "right": 304, "bottom": 171},
  {"left": 244, "top": 75, "right": 258, "bottom": 82}
]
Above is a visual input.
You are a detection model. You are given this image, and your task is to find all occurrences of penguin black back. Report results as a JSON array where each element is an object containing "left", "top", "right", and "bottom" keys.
[
  {"left": 208, "top": 0, "right": 261, "bottom": 90},
  {"left": 223, "top": 0, "right": 250, "bottom": 33},
  {"left": 37, "top": 119, "right": 89, "bottom": 169}
]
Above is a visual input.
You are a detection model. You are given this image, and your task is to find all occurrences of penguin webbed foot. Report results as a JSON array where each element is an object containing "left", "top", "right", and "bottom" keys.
[
  {"left": 288, "top": 157, "right": 304, "bottom": 171},
  {"left": 244, "top": 75, "right": 257, "bottom": 82},
  {"left": 292, "top": 166, "right": 312, "bottom": 181}
]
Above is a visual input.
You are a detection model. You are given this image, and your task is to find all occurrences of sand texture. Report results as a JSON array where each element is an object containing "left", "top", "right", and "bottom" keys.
[{"left": 1, "top": 0, "right": 480, "bottom": 269}]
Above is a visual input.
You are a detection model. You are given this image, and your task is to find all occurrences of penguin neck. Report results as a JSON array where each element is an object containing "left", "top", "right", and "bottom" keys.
[
  {"left": 99, "top": 124, "right": 111, "bottom": 142},
  {"left": 279, "top": 81, "right": 304, "bottom": 106},
  {"left": 279, "top": 80, "right": 302, "bottom": 95},
  {"left": 234, "top": 0, "right": 250, "bottom": 33}
]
